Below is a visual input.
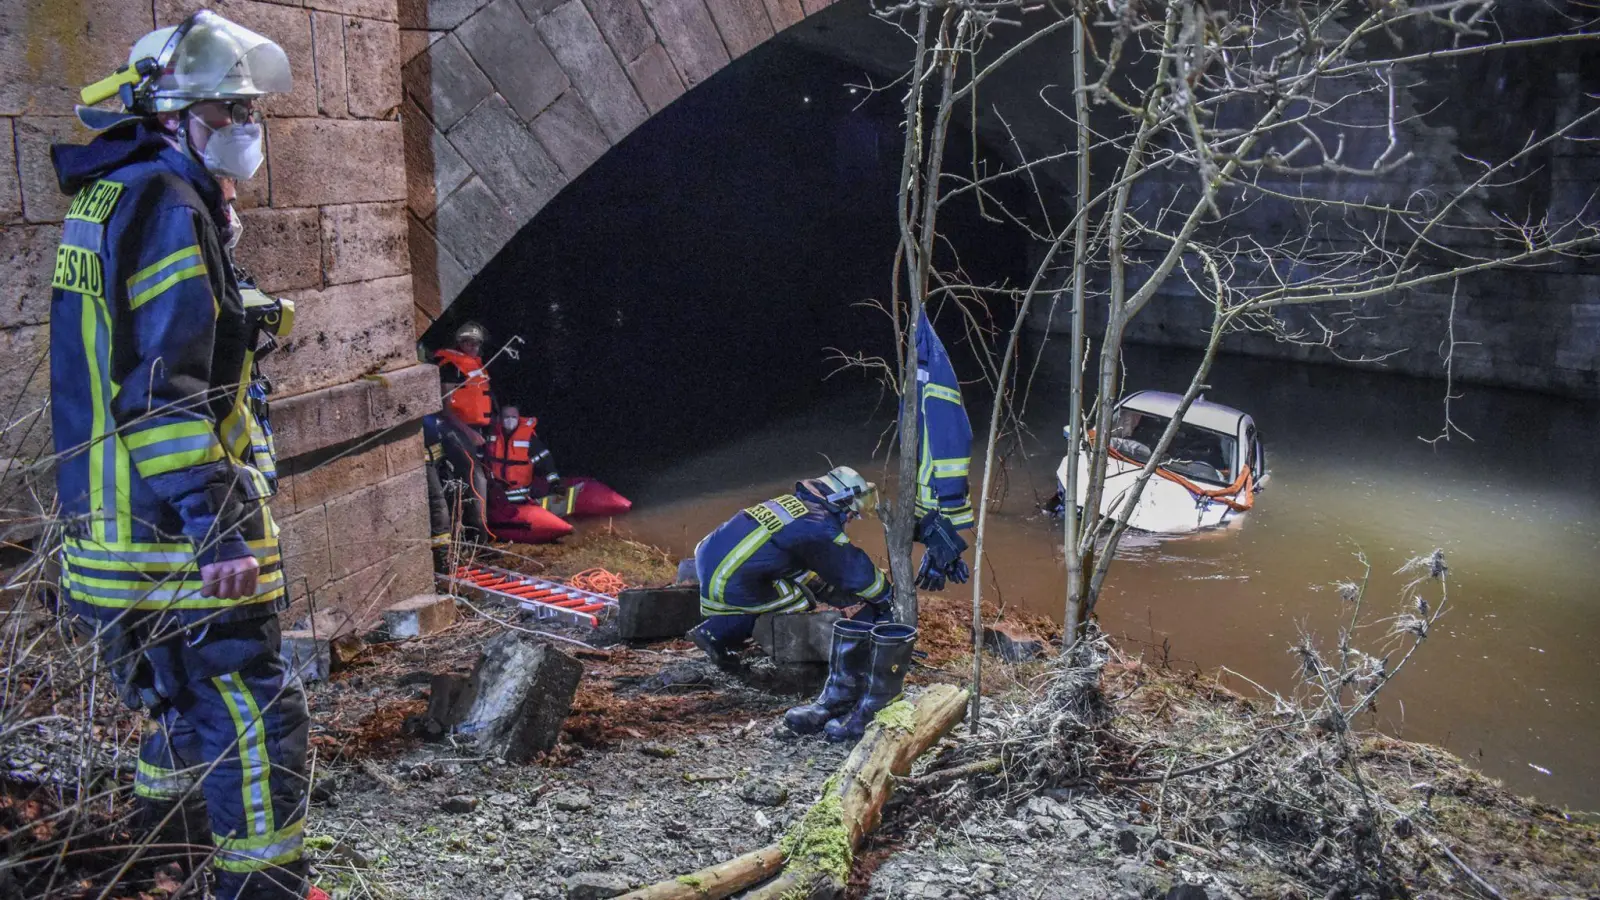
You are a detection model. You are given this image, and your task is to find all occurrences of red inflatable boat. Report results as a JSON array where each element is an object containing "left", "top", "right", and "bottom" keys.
[
  {"left": 539, "top": 476, "right": 632, "bottom": 518},
  {"left": 487, "top": 487, "right": 574, "bottom": 544}
]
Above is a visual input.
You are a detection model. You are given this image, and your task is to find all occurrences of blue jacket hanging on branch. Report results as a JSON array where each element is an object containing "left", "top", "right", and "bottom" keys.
[{"left": 911, "top": 310, "right": 974, "bottom": 592}]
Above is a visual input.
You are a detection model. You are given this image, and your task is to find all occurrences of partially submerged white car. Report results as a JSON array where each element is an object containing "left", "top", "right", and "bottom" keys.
[{"left": 1055, "top": 391, "right": 1268, "bottom": 534}]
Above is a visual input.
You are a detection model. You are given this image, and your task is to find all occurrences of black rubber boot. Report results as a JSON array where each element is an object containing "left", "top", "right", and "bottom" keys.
[
  {"left": 824, "top": 624, "right": 918, "bottom": 743},
  {"left": 784, "top": 619, "right": 874, "bottom": 734},
  {"left": 133, "top": 797, "right": 213, "bottom": 884},
  {"left": 688, "top": 622, "right": 744, "bottom": 673}
]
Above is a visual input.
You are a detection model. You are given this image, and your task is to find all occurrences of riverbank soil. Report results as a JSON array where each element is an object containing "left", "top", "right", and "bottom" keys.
[{"left": 2, "top": 531, "right": 1596, "bottom": 899}]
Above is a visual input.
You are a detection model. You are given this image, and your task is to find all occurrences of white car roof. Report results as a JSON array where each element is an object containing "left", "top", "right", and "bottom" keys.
[{"left": 1121, "top": 390, "right": 1247, "bottom": 434}]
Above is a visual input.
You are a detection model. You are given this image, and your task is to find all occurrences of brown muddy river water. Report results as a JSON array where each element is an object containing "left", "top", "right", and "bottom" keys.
[{"left": 617, "top": 346, "right": 1600, "bottom": 810}]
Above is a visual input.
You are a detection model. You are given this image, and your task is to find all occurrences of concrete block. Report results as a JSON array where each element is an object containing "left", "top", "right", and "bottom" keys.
[
  {"left": 432, "top": 175, "right": 523, "bottom": 274},
  {"left": 982, "top": 623, "right": 1048, "bottom": 662},
  {"left": 400, "top": 0, "right": 492, "bottom": 29},
  {"left": 312, "top": 12, "right": 350, "bottom": 119},
  {"left": 268, "top": 119, "right": 406, "bottom": 207},
  {"left": 157, "top": 0, "right": 317, "bottom": 118},
  {"left": 383, "top": 592, "right": 460, "bottom": 638},
  {"left": 265, "top": 274, "right": 413, "bottom": 396},
  {"left": 271, "top": 380, "right": 374, "bottom": 460},
  {"left": 702, "top": 0, "right": 772, "bottom": 59},
  {"left": 530, "top": 92, "right": 612, "bottom": 180},
  {"left": 446, "top": 94, "right": 567, "bottom": 217},
  {"left": 322, "top": 201, "right": 410, "bottom": 285},
  {"left": 754, "top": 609, "right": 840, "bottom": 664},
  {"left": 281, "top": 628, "right": 334, "bottom": 681},
  {"left": 585, "top": 0, "right": 656, "bottom": 63},
  {"left": 615, "top": 586, "right": 703, "bottom": 640},
  {"left": 0, "top": 224, "right": 60, "bottom": 328},
  {"left": 344, "top": 16, "right": 404, "bottom": 118},
  {"left": 457, "top": 632, "right": 582, "bottom": 761},
  {"left": 306, "top": 0, "right": 399, "bottom": 20},
  {"left": 236, "top": 207, "right": 322, "bottom": 293},
  {"left": 401, "top": 96, "right": 471, "bottom": 220},
  {"left": 278, "top": 505, "right": 333, "bottom": 605},
  {"left": 458, "top": 0, "right": 569, "bottom": 122},
  {"left": 403, "top": 33, "right": 493, "bottom": 132},
  {"left": 325, "top": 467, "right": 429, "bottom": 578},
  {"left": 761, "top": 0, "right": 804, "bottom": 31},
  {"left": 288, "top": 439, "right": 390, "bottom": 513},
  {"left": 366, "top": 361, "right": 441, "bottom": 431},
  {"left": 15, "top": 117, "right": 92, "bottom": 223},
  {"left": 626, "top": 43, "right": 685, "bottom": 115},
  {"left": 538, "top": 1, "right": 649, "bottom": 142},
  {"left": 0, "top": 2, "right": 150, "bottom": 116},
  {"left": 640, "top": 0, "right": 730, "bottom": 88},
  {"left": 0, "top": 120, "right": 20, "bottom": 223}
]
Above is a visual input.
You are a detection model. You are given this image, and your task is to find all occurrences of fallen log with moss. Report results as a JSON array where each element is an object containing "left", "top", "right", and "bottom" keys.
[{"left": 619, "top": 684, "right": 970, "bottom": 900}]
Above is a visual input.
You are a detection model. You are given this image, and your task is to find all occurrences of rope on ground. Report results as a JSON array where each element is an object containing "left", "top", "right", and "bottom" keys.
[{"left": 568, "top": 567, "right": 628, "bottom": 596}]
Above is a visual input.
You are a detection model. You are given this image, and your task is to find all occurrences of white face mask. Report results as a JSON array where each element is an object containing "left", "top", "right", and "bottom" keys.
[
  {"left": 502, "top": 417, "right": 519, "bottom": 432},
  {"left": 224, "top": 203, "right": 244, "bottom": 252},
  {"left": 194, "top": 118, "right": 266, "bottom": 181}
]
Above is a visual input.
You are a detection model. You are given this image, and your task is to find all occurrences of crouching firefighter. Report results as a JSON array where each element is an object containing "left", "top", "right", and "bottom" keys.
[
  {"left": 54, "top": 12, "right": 322, "bottom": 900},
  {"left": 686, "top": 468, "right": 901, "bottom": 678}
]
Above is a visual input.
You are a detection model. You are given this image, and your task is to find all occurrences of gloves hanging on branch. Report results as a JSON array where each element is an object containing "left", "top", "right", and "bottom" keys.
[{"left": 914, "top": 510, "right": 969, "bottom": 592}]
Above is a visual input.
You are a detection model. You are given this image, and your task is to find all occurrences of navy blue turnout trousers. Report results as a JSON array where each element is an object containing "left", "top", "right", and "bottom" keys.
[{"left": 103, "top": 613, "right": 310, "bottom": 899}]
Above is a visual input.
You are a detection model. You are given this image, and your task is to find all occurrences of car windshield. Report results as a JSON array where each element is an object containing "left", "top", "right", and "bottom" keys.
[{"left": 1108, "top": 407, "right": 1237, "bottom": 485}]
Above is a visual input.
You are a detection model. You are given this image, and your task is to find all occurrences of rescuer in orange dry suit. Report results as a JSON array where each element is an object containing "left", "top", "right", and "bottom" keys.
[
  {"left": 481, "top": 405, "right": 574, "bottom": 543},
  {"left": 484, "top": 405, "right": 562, "bottom": 502},
  {"left": 432, "top": 321, "right": 495, "bottom": 541}
]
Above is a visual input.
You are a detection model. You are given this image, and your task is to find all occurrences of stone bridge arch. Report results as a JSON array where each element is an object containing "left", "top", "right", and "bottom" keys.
[{"left": 402, "top": 0, "right": 836, "bottom": 326}]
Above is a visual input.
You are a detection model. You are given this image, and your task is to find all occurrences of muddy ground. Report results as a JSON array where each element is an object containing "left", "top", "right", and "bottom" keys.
[{"left": 6, "top": 530, "right": 1598, "bottom": 899}]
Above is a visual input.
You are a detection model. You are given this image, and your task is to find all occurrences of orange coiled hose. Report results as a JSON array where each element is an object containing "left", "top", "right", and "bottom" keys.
[{"left": 568, "top": 567, "right": 629, "bottom": 595}]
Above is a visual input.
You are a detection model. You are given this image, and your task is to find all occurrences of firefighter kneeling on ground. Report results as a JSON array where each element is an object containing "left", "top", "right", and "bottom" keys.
[
  {"left": 52, "top": 11, "right": 324, "bottom": 900},
  {"left": 686, "top": 467, "right": 920, "bottom": 743}
]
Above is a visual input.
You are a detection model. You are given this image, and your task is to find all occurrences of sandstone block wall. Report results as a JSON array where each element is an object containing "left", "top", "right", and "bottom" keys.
[
  {"left": 401, "top": 0, "right": 834, "bottom": 326},
  {"left": 2, "top": 0, "right": 436, "bottom": 623}
]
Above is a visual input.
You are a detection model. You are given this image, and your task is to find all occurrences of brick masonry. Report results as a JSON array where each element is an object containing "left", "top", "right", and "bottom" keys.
[
  {"left": 1, "top": 0, "right": 437, "bottom": 624},
  {"left": 401, "top": 0, "right": 833, "bottom": 324}
]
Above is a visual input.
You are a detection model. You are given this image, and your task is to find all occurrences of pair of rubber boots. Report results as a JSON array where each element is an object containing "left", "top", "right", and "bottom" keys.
[{"left": 784, "top": 620, "right": 918, "bottom": 743}]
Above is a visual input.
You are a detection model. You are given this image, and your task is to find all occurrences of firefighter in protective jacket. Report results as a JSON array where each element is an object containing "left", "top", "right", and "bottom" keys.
[
  {"left": 687, "top": 467, "right": 894, "bottom": 670},
  {"left": 51, "top": 12, "right": 320, "bottom": 899}
]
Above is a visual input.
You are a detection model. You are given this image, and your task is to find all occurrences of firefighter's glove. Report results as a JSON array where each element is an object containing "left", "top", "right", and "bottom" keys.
[{"left": 914, "top": 511, "right": 968, "bottom": 592}]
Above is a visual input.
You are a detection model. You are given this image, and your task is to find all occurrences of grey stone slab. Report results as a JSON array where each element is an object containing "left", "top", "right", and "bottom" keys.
[
  {"left": 458, "top": 633, "right": 582, "bottom": 762},
  {"left": 627, "top": 42, "right": 685, "bottom": 114},
  {"left": 403, "top": 33, "right": 494, "bottom": 132},
  {"left": 753, "top": 609, "right": 840, "bottom": 664},
  {"left": 639, "top": 0, "right": 729, "bottom": 88},
  {"left": 615, "top": 586, "right": 703, "bottom": 641},
  {"left": 402, "top": 97, "right": 473, "bottom": 221},
  {"left": 518, "top": 0, "right": 570, "bottom": 21},
  {"left": 538, "top": 1, "right": 650, "bottom": 142},
  {"left": 703, "top": 0, "right": 772, "bottom": 59},
  {"left": 401, "top": 0, "right": 494, "bottom": 29},
  {"left": 530, "top": 91, "right": 614, "bottom": 179},
  {"left": 446, "top": 94, "right": 567, "bottom": 218},
  {"left": 458, "top": 0, "right": 570, "bottom": 122},
  {"left": 433, "top": 175, "right": 522, "bottom": 274},
  {"left": 585, "top": 0, "right": 657, "bottom": 63}
]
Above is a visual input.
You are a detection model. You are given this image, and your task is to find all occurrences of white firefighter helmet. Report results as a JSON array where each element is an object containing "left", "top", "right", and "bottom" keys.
[
  {"left": 454, "top": 321, "right": 488, "bottom": 346},
  {"left": 819, "top": 466, "right": 875, "bottom": 516},
  {"left": 79, "top": 10, "right": 292, "bottom": 126}
]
